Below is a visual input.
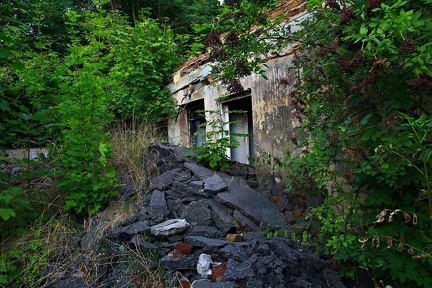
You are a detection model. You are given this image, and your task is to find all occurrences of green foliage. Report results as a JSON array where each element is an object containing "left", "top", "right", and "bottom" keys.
[
  {"left": 277, "top": 0, "right": 432, "bottom": 286},
  {"left": 0, "top": 82, "right": 52, "bottom": 235},
  {"left": 202, "top": 0, "right": 282, "bottom": 87},
  {"left": 1, "top": 0, "right": 181, "bottom": 218},
  {"left": 205, "top": 0, "right": 431, "bottom": 286},
  {"left": 263, "top": 224, "right": 290, "bottom": 238},
  {"left": 303, "top": 198, "right": 356, "bottom": 256},
  {"left": 54, "top": 15, "right": 120, "bottom": 215},
  {"left": 189, "top": 110, "right": 249, "bottom": 169},
  {"left": 105, "top": 0, "right": 221, "bottom": 57},
  {"left": 108, "top": 15, "right": 180, "bottom": 121},
  {"left": 0, "top": 241, "right": 47, "bottom": 286},
  {"left": 0, "top": 216, "right": 78, "bottom": 287}
]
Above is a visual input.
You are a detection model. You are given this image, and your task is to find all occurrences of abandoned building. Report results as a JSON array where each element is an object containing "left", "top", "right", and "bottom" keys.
[{"left": 167, "top": 0, "right": 308, "bottom": 178}]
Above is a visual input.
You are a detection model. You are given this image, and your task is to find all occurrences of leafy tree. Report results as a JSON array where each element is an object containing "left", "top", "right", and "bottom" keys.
[
  {"left": 107, "top": 15, "right": 180, "bottom": 121},
  {"left": 105, "top": 0, "right": 221, "bottom": 56},
  {"left": 288, "top": 1, "right": 432, "bottom": 286},
  {"left": 1, "top": 0, "right": 181, "bottom": 219},
  {"left": 203, "top": 0, "right": 288, "bottom": 86}
]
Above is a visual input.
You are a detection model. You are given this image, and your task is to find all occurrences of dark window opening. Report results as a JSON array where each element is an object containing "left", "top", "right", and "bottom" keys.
[{"left": 188, "top": 100, "right": 206, "bottom": 146}]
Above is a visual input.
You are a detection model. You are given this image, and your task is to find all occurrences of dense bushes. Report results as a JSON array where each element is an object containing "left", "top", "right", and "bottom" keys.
[
  {"left": 203, "top": 0, "right": 432, "bottom": 286},
  {"left": 284, "top": 0, "right": 432, "bottom": 286}
]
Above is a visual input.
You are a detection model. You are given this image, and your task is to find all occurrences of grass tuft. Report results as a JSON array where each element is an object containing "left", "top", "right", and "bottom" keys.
[
  {"left": 110, "top": 122, "right": 166, "bottom": 199},
  {"left": 0, "top": 213, "right": 78, "bottom": 287}
]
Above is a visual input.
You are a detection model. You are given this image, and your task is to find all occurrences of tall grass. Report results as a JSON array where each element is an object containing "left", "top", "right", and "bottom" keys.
[
  {"left": 0, "top": 213, "right": 78, "bottom": 287},
  {"left": 110, "top": 122, "right": 167, "bottom": 199},
  {"left": 0, "top": 122, "right": 170, "bottom": 287}
]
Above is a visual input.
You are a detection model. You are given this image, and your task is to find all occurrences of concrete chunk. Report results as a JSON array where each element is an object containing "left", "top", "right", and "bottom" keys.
[
  {"left": 150, "top": 168, "right": 182, "bottom": 190},
  {"left": 184, "top": 236, "right": 229, "bottom": 249},
  {"left": 111, "top": 221, "right": 150, "bottom": 235},
  {"left": 233, "top": 210, "right": 259, "bottom": 231},
  {"left": 184, "top": 162, "right": 215, "bottom": 179},
  {"left": 181, "top": 201, "right": 212, "bottom": 226},
  {"left": 197, "top": 253, "right": 212, "bottom": 278},
  {"left": 208, "top": 200, "right": 236, "bottom": 235},
  {"left": 149, "top": 190, "right": 169, "bottom": 217},
  {"left": 203, "top": 174, "right": 227, "bottom": 194},
  {"left": 150, "top": 219, "right": 190, "bottom": 237},
  {"left": 215, "top": 178, "right": 286, "bottom": 227}
]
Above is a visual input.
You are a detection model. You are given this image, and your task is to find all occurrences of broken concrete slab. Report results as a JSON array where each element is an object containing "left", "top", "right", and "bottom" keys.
[
  {"left": 171, "top": 181, "right": 208, "bottom": 198},
  {"left": 181, "top": 201, "right": 213, "bottom": 226},
  {"left": 208, "top": 199, "right": 236, "bottom": 235},
  {"left": 144, "top": 142, "right": 191, "bottom": 178},
  {"left": 203, "top": 174, "right": 227, "bottom": 194},
  {"left": 190, "top": 180, "right": 204, "bottom": 189},
  {"left": 149, "top": 168, "right": 182, "bottom": 190},
  {"left": 149, "top": 190, "right": 169, "bottom": 217},
  {"left": 129, "top": 235, "right": 158, "bottom": 251},
  {"left": 182, "top": 225, "right": 223, "bottom": 239},
  {"left": 150, "top": 219, "right": 190, "bottom": 237},
  {"left": 215, "top": 177, "right": 286, "bottom": 227},
  {"left": 160, "top": 253, "right": 198, "bottom": 272},
  {"left": 224, "top": 258, "right": 255, "bottom": 281},
  {"left": 233, "top": 210, "right": 259, "bottom": 231},
  {"left": 111, "top": 221, "right": 150, "bottom": 236},
  {"left": 184, "top": 162, "right": 216, "bottom": 179},
  {"left": 191, "top": 279, "right": 236, "bottom": 288},
  {"left": 184, "top": 236, "right": 230, "bottom": 249}
]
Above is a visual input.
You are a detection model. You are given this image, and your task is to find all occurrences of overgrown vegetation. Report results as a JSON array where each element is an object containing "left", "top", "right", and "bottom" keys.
[
  {"left": 0, "top": 0, "right": 186, "bottom": 286},
  {"left": 202, "top": 0, "right": 432, "bottom": 286},
  {"left": 2, "top": 0, "right": 432, "bottom": 286},
  {"left": 284, "top": 1, "right": 432, "bottom": 286},
  {"left": 189, "top": 109, "right": 249, "bottom": 169}
]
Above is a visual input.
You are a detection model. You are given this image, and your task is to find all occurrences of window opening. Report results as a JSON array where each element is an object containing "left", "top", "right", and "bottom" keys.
[
  {"left": 188, "top": 100, "right": 206, "bottom": 146},
  {"left": 221, "top": 95, "right": 254, "bottom": 165}
]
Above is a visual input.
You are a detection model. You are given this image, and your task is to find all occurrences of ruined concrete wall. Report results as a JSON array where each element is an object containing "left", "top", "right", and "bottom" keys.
[
  {"left": 167, "top": 0, "right": 308, "bottom": 178},
  {"left": 167, "top": 54, "right": 300, "bottom": 178},
  {"left": 168, "top": 81, "right": 224, "bottom": 146},
  {"left": 244, "top": 55, "right": 300, "bottom": 177}
]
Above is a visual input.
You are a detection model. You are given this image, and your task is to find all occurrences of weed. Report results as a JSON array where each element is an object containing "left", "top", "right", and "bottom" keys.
[{"left": 189, "top": 109, "right": 249, "bottom": 170}]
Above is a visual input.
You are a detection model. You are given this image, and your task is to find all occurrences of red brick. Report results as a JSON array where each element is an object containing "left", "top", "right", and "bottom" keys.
[
  {"left": 178, "top": 280, "right": 192, "bottom": 288},
  {"left": 212, "top": 262, "right": 227, "bottom": 282},
  {"left": 176, "top": 242, "right": 193, "bottom": 255}
]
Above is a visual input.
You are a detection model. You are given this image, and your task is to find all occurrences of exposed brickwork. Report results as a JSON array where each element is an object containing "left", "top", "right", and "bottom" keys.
[{"left": 268, "top": 0, "right": 307, "bottom": 19}]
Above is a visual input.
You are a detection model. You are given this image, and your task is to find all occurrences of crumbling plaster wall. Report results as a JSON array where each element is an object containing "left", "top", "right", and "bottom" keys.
[
  {"left": 167, "top": 53, "right": 300, "bottom": 177},
  {"left": 247, "top": 55, "right": 300, "bottom": 175}
]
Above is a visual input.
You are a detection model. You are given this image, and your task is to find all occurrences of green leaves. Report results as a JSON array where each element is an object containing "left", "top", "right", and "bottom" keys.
[
  {"left": 54, "top": 10, "right": 124, "bottom": 216},
  {"left": 0, "top": 208, "right": 16, "bottom": 221},
  {"left": 273, "top": 0, "right": 432, "bottom": 286},
  {"left": 189, "top": 110, "right": 249, "bottom": 170},
  {"left": 100, "top": 16, "right": 180, "bottom": 122}
]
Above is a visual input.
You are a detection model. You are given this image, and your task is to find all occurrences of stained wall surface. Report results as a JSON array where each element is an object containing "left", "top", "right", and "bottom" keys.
[{"left": 167, "top": 0, "right": 307, "bottom": 177}]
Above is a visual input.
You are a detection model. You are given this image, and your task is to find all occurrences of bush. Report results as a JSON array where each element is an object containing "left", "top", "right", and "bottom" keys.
[{"left": 284, "top": 0, "right": 432, "bottom": 286}]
